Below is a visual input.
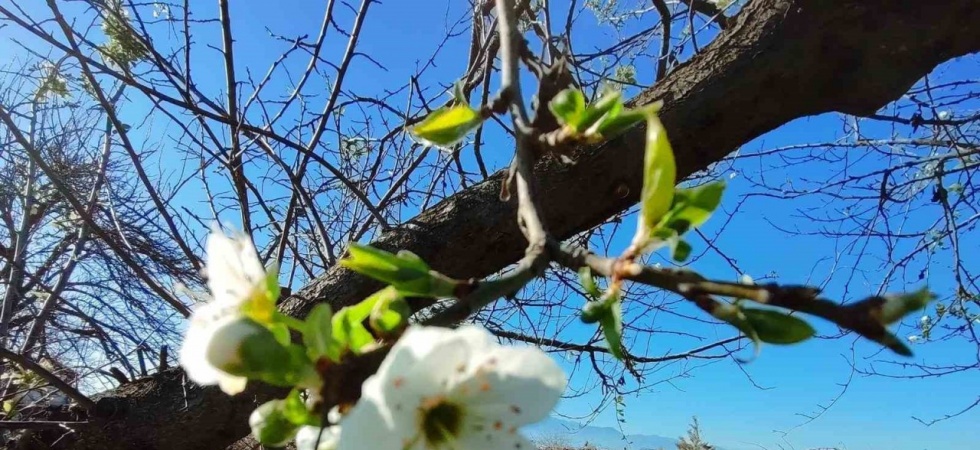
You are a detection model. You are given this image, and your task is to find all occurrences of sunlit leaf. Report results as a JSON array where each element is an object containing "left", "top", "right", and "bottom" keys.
[
  {"left": 593, "top": 102, "right": 661, "bottom": 139},
  {"left": 713, "top": 303, "right": 762, "bottom": 357},
  {"left": 303, "top": 304, "right": 333, "bottom": 361},
  {"left": 549, "top": 88, "right": 587, "bottom": 129},
  {"left": 578, "top": 91, "right": 622, "bottom": 134},
  {"left": 630, "top": 114, "right": 677, "bottom": 253},
  {"left": 660, "top": 182, "right": 726, "bottom": 235},
  {"left": 341, "top": 244, "right": 454, "bottom": 297},
  {"left": 249, "top": 400, "right": 300, "bottom": 447},
  {"left": 282, "top": 389, "right": 319, "bottom": 426},
  {"left": 369, "top": 290, "right": 411, "bottom": 334},
  {"left": 599, "top": 291, "right": 625, "bottom": 360},
  {"left": 410, "top": 104, "right": 484, "bottom": 148},
  {"left": 578, "top": 266, "right": 601, "bottom": 299},
  {"left": 742, "top": 309, "right": 815, "bottom": 344},
  {"left": 670, "top": 238, "right": 692, "bottom": 262}
]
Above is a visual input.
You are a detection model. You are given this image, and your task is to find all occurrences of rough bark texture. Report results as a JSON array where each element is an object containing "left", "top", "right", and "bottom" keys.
[{"left": 32, "top": 1, "right": 980, "bottom": 449}]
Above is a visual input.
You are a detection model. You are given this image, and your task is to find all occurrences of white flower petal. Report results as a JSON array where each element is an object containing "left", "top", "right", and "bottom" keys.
[
  {"left": 342, "top": 325, "right": 564, "bottom": 450},
  {"left": 374, "top": 326, "right": 455, "bottom": 380},
  {"left": 337, "top": 395, "right": 413, "bottom": 450},
  {"left": 179, "top": 302, "right": 249, "bottom": 394},
  {"left": 217, "top": 374, "right": 247, "bottom": 395},
  {"left": 179, "top": 303, "right": 230, "bottom": 386},
  {"left": 206, "top": 230, "right": 266, "bottom": 303},
  {"left": 296, "top": 425, "right": 341, "bottom": 450},
  {"left": 456, "top": 345, "right": 566, "bottom": 427}
]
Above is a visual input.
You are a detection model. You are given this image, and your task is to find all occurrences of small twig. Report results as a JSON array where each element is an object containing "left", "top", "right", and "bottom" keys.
[
  {"left": 0, "top": 348, "right": 95, "bottom": 411},
  {"left": 550, "top": 241, "right": 912, "bottom": 353},
  {"left": 0, "top": 421, "right": 86, "bottom": 430}
]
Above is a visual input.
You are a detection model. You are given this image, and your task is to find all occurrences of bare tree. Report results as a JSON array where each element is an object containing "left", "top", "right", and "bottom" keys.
[
  {"left": 0, "top": 0, "right": 975, "bottom": 449},
  {"left": 676, "top": 417, "right": 713, "bottom": 450}
]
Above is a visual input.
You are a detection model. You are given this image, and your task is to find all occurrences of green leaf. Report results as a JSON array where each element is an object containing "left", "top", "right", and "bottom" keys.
[
  {"left": 581, "top": 300, "right": 609, "bottom": 324},
  {"left": 330, "top": 287, "right": 401, "bottom": 355},
  {"left": 340, "top": 243, "right": 456, "bottom": 297},
  {"left": 249, "top": 400, "right": 300, "bottom": 447},
  {"left": 549, "top": 88, "right": 587, "bottom": 129},
  {"left": 630, "top": 114, "right": 677, "bottom": 252},
  {"left": 593, "top": 102, "right": 660, "bottom": 139},
  {"left": 742, "top": 309, "right": 815, "bottom": 345},
  {"left": 660, "top": 182, "right": 726, "bottom": 235},
  {"left": 877, "top": 287, "right": 935, "bottom": 325},
  {"left": 670, "top": 238, "right": 692, "bottom": 262},
  {"left": 713, "top": 303, "right": 762, "bottom": 357},
  {"left": 341, "top": 244, "right": 455, "bottom": 297},
  {"left": 370, "top": 290, "right": 411, "bottom": 334},
  {"left": 265, "top": 262, "right": 281, "bottom": 303},
  {"left": 282, "top": 389, "right": 319, "bottom": 426},
  {"left": 410, "top": 104, "right": 484, "bottom": 148},
  {"left": 579, "top": 92, "right": 623, "bottom": 135},
  {"left": 303, "top": 304, "right": 333, "bottom": 361},
  {"left": 598, "top": 292, "right": 625, "bottom": 360},
  {"left": 332, "top": 309, "right": 375, "bottom": 356},
  {"left": 267, "top": 322, "right": 291, "bottom": 347},
  {"left": 578, "top": 267, "right": 601, "bottom": 299}
]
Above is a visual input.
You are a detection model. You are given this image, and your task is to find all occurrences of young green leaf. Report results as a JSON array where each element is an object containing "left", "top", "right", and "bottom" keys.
[
  {"left": 410, "top": 104, "right": 484, "bottom": 148},
  {"left": 267, "top": 322, "right": 291, "bottom": 347},
  {"left": 581, "top": 299, "right": 609, "bottom": 324},
  {"left": 630, "top": 114, "right": 677, "bottom": 253},
  {"left": 593, "top": 102, "right": 661, "bottom": 139},
  {"left": 713, "top": 303, "right": 762, "bottom": 357},
  {"left": 369, "top": 291, "right": 411, "bottom": 334},
  {"left": 249, "top": 400, "right": 301, "bottom": 447},
  {"left": 303, "top": 304, "right": 333, "bottom": 361},
  {"left": 741, "top": 309, "right": 816, "bottom": 345},
  {"left": 660, "top": 182, "right": 726, "bottom": 235},
  {"left": 341, "top": 244, "right": 455, "bottom": 297},
  {"left": 670, "top": 238, "right": 693, "bottom": 263},
  {"left": 330, "top": 287, "right": 401, "bottom": 355},
  {"left": 331, "top": 308, "right": 375, "bottom": 356},
  {"left": 599, "top": 292, "right": 625, "bottom": 360},
  {"left": 549, "top": 88, "right": 587, "bottom": 129},
  {"left": 282, "top": 389, "right": 320, "bottom": 426},
  {"left": 578, "top": 91, "right": 623, "bottom": 135},
  {"left": 578, "top": 267, "right": 601, "bottom": 299}
]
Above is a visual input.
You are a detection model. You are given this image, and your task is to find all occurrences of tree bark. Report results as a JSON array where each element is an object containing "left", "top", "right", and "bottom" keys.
[{"left": 35, "top": 0, "right": 980, "bottom": 448}]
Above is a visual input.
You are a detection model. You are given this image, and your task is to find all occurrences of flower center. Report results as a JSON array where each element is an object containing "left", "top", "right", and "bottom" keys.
[{"left": 420, "top": 398, "right": 464, "bottom": 447}]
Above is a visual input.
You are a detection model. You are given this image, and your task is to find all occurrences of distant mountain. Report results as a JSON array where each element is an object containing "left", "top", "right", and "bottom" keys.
[{"left": 525, "top": 417, "right": 731, "bottom": 450}]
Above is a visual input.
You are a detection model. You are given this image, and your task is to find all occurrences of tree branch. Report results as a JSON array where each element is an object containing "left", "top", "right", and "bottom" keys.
[{"left": 25, "top": 1, "right": 980, "bottom": 448}]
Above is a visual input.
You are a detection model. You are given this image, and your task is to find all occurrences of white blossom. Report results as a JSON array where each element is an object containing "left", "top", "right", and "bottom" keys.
[
  {"left": 907, "top": 334, "right": 921, "bottom": 343},
  {"left": 204, "top": 228, "right": 268, "bottom": 307},
  {"left": 919, "top": 315, "right": 931, "bottom": 326},
  {"left": 179, "top": 230, "right": 272, "bottom": 395},
  {"left": 297, "top": 426, "right": 341, "bottom": 450},
  {"left": 338, "top": 325, "right": 566, "bottom": 450}
]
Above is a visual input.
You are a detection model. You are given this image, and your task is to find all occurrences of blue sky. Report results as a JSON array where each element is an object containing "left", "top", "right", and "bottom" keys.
[{"left": 7, "top": 0, "right": 978, "bottom": 449}]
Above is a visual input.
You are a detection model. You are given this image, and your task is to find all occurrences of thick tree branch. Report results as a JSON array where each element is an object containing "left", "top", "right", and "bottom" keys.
[{"left": 29, "top": 1, "right": 980, "bottom": 448}]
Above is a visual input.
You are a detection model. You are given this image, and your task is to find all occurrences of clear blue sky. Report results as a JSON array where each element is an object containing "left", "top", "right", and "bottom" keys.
[{"left": 9, "top": 1, "right": 978, "bottom": 449}]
